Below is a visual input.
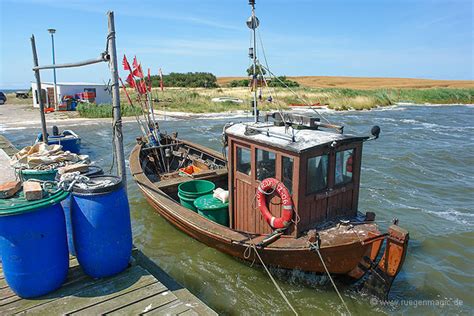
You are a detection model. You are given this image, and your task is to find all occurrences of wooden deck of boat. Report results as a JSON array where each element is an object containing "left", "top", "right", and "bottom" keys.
[{"left": 0, "top": 250, "right": 216, "bottom": 316}]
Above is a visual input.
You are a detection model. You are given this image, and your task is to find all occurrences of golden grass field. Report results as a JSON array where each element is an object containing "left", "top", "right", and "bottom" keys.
[{"left": 217, "top": 76, "right": 474, "bottom": 89}]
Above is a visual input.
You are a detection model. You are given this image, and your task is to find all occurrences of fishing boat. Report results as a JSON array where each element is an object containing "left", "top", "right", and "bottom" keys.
[
  {"left": 36, "top": 126, "right": 81, "bottom": 154},
  {"left": 130, "top": 0, "right": 409, "bottom": 298}
]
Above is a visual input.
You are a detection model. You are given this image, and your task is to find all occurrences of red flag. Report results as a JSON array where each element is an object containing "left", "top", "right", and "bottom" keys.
[
  {"left": 119, "top": 78, "right": 133, "bottom": 105},
  {"left": 132, "top": 64, "right": 144, "bottom": 79},
  {"left": 147, "top": 68, "right": 152, "bottom": 92},
  {"left": 132, "top": 56, "right": 139, "bottom": 70},
  {"left": 126, "top": 73, "right": 136, "bottom": 88},
  {"left": 122, "top": 55, "right": 131, "bottom": 71},
  {"left": 137, "top": 81, "right": 147, "bottom": 94},
  {"left": 159, "top": 68, "right": 164, "bottom": 91}
]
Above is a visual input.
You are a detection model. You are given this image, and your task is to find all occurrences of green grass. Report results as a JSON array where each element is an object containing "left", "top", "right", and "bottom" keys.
[
  {"left": 75, "top": 87, "right": 473, "bottom": 118},
  {"left": 77, "top": 103, "right": 141, "bottom": 118}
]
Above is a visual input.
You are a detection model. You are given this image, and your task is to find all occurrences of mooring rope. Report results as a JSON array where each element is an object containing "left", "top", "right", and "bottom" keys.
[
  {"left": 309, "top": 239, "right": 351, "bottom": 315},
  {"left": 247, "top": 243, "right": 299, "bottom": 315}
]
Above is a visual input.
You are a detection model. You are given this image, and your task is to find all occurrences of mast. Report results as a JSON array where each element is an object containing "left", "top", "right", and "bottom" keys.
[
  {"left": 247, "top": 0, "right": 259, "bottom": 122},
  {"left": 107, "top": 11, "right": 126, "bottom": 186},
  {"left": 30, "top": 35, "right": 48, "bottom": 143}
]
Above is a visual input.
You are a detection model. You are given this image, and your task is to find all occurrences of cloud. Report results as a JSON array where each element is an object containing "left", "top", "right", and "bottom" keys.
[{"left": 4, "top": 0, "right": 243, "bottom": 31}]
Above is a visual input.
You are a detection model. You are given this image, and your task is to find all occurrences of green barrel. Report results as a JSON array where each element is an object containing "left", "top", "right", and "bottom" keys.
[
  {"left": 177, "top": 180, "right": 215, "bottom": 212},
  {"left": 21, "top": 169, "right": 57, "bottom": 182},
  {"left": 177, "top": 192, "right": 198, "bottom": 212},
  {"left": 193, "top": 194, "right": 229, "bottom": 226}
]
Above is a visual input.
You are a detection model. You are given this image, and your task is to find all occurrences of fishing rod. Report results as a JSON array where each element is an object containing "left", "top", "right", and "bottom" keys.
[{"left": 118, "top": 78, "right": 149, "bottom": 141}]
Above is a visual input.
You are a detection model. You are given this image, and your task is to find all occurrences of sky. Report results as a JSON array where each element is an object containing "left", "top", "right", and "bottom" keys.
[{"left": 0, "top": 0, "right": 472, "bottom": 89}]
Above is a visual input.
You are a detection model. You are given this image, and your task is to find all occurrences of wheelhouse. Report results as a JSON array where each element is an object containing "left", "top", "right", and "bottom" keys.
[{"left": 225, "top": 112, "right": 368, "bottom": 237}]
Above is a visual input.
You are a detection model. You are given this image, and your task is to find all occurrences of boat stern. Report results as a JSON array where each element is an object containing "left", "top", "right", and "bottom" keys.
[{"left": 358, "top": 224, "right": 409, "bottom": 298}]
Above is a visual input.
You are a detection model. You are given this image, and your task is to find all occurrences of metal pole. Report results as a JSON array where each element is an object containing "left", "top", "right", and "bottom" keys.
[
  {"left": 31, "top": 35, "right": 48, "bottom": 143},
  {"left": 107, "top": 11, "right": 126, "bottom": 186},
  {"left": 48, "top": 29, "right": 58, "bottom": 110},
  {"left": 249, "top": 1, "right": 259, "bottom": 122}
]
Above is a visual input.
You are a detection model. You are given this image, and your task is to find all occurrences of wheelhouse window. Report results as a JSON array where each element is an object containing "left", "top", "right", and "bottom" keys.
[
  {"left": 236, "top": 147, "right": 251, "bottom": 176},
  {"left": 256, "top": 148, "right": 276, "bottom": 181},
  {"left": 307, "top": 154, "right": 329, "bottom": 193},
  {"left": 282, "top": 156, "right": 294, "bottom": 193},
  {"left": 335, "top": 149, "right": 354, "bottom": 185}
]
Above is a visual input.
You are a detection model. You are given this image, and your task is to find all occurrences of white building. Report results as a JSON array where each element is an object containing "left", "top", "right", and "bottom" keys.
[{"left": 31, "top": 82, "right": 112, "bottom": 108}]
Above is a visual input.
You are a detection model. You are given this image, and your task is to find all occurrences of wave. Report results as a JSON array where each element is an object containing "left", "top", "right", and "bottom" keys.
[{"left": 422, "top": 208, "right": 474, "bottom": 227}]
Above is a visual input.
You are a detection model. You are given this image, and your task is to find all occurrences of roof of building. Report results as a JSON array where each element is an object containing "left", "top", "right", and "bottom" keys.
[
  {"left": 31, "top": 82, "right": 107, "bottom": 86},
  {"left": 225, "top": 122, "right": 367, "bottom": 154}
]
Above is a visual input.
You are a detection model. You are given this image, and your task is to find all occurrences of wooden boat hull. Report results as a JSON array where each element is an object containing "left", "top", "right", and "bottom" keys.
[{"left": 130, "top": 142, "right": 393, "bottom": 277}]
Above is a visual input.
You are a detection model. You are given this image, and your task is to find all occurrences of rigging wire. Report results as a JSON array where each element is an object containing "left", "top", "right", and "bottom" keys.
[
  {"left": 256, "top": 30, "right": 332, "bottom": 125},
  {"left": 310, "top": 239, "right": 352, "bottom": 315}
]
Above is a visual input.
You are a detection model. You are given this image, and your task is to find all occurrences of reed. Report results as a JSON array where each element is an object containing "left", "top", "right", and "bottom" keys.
[
  {"left": 75, "top": 87, "right": 472, "bottom": 117},
  {"left": 76, "top": 103, "right": 141, "bottom": 118}
]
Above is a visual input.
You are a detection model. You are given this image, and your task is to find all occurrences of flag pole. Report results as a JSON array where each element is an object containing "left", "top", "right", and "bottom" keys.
[{"left": 107, "top": 11, "right": 126, "bottom": 186}]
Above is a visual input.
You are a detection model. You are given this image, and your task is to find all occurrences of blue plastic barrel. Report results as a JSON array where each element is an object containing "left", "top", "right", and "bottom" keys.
[
  {"left": 0, "top": 190, "right": 69, "bottom": 298},
  {"left": 60, "top": 165, "right": 104, "bottom": 256},
  {"left": 71, "top": 175, "right": 132, "bottom": 278}
]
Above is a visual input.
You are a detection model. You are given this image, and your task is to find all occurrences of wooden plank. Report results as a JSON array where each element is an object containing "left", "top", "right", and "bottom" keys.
[
  {"left": 144, "top": 301, "right": 190, "bottom": 315},
  {"left": 171, "top": 288, "right": 217, "bottom": 316},
  {"left": 21, "top": 266, "right": 155, "bottom": 315},
  {"left": 71, "top": 282, "right": 166, "bottom": 315},
  {"left": 0, "top": 278, "right": 8, "bottom": 289},
  {"left": 179, "top": 309, "right": 199, "bottom": 316},
  {"left": 108, "top": 290, "right": 178, "bottom": 315},
  {"left": 0, "top": 287, "right": 17, "bottom": 301},
  {"left": 0, "top": 258, "right": 84, "bottom": 307},
  {"left": 0, "top": 268, "right": 97, "bottom": 314}
]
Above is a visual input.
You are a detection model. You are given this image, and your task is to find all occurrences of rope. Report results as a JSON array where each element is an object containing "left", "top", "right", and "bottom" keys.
[
  {"left": 58, "top": 172, "right": 90, "bottom": 192},
  {"left": 309, "top": 239, "right": 351, "bottom": 315},
  {"left": 256, "top": 30, "right": 332, "bottom": 125},
  {"left": 58, "top": 172, "right": 113, "bottom": 192},
  {"left": 245, "top": 242, "right": 298, "bottom": 315}
]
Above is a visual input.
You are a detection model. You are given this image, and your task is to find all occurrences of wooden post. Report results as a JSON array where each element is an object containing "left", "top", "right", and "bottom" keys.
[
  {"left": 107, "top": 11, "right": 126, "bottom": 186},
  {"left": 30, "top": 35, "right": 48, "bottom": 143}
]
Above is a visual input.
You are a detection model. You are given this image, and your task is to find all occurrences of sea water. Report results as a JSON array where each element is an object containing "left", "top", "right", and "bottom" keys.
[{"left": 4, "top": 104, "right": 473, "bottom": 315}]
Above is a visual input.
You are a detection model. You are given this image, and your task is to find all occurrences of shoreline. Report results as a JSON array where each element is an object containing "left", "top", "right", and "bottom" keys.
[{"left": 1, "top": 102, "right": 472, "bottom": 131}]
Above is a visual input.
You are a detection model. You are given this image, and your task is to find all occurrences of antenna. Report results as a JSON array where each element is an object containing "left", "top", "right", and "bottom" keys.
[{"left": 247, "top": 0, "right": 259, "bottom": 122}]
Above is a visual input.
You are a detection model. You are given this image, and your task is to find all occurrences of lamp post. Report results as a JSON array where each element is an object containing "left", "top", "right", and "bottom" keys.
[{"left": 47, "top": 28, "right": 58, "bottom": 110}]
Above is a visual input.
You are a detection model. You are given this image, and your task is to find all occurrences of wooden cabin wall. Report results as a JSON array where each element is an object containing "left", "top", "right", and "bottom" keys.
[
  {"left": 228, "top": 134, "right": 363, "bottom": 238},
  {"left": 295, "top": 142, "right": 363, "bottom": 235},
  {"left": 228, "top": 137, "right": 299, "bottom": 237}
]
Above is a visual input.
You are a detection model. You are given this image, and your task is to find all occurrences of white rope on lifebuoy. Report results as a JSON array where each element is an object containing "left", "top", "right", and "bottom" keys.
[{"left": 256, "top": 178, "right": 293, "bottom": 229}]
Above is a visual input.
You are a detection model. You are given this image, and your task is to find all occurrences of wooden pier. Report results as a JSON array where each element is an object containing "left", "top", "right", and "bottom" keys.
[
  {"left": 0, "top": 137, "right": 215, "bottom": 315},
  {"left": 0, "top": 250, "right": 216, "bottom": 315}
]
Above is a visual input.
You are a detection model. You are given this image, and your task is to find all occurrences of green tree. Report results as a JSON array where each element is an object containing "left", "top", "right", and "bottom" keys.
[{"left": 246, "top": 65, "right": 267, "bottom": 76}]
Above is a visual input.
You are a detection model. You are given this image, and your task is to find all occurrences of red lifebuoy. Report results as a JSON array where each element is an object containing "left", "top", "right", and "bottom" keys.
[{"left": 256, "top": 178, "right": 293, "bottom": 229}]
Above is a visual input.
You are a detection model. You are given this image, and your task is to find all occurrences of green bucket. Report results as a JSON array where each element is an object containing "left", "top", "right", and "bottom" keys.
[
  {"left": 21, "top": 169, "right": 57, "bottom": 182},
  {"left": 178, "top": 192, "right": 198, "bottom": 212},
  {"left": 193, "top": 194, "right": 229, "bottom": 226},
  {"left": 178, "top": 180, "right": 215, "bottom": 199}
]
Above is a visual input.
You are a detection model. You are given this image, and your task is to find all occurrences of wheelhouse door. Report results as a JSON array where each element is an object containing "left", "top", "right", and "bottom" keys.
[
  {"left": 232, "top": 143, "right": 255, "bottom": 232},
  {"left": 232, "top": 141, "right": 297, "bottom": 235}
]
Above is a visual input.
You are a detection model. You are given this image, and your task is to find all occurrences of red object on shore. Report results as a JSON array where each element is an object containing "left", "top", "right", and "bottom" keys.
[
  {"left": 83, "top": 92, "right": 96, "bottom": 99},
  {"left": 159, "top": 68, "right": 164, "bottom": 91},
  {"left": 288, "top": 103, "right": 322, "bottom": 107},
  {"left": 44, "top": 107, "right": 55, "bottom": 113}
]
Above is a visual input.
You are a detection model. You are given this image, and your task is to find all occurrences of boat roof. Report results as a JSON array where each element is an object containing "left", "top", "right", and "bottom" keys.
[{"left": 225, "top": 122, "right": 367, "bottom": 154}]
